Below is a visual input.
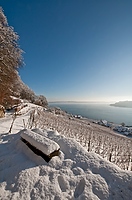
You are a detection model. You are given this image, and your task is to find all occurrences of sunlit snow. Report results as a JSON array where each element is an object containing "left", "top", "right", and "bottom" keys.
[{"left": 0, "top": 103, "right": 132, "bottom": 200}]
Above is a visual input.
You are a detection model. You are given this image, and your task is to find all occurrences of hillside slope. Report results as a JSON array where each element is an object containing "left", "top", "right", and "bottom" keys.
[{"left": 0, "top": 104, "right": 132, "bottom": 200}]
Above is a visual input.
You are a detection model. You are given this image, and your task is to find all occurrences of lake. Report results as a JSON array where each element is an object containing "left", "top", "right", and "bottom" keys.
[{"left": 49, "top": 102, "right": 132, "bottom": 126}]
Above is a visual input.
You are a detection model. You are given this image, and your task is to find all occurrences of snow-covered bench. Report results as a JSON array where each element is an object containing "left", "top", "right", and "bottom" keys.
[{"left": 20, "top": 129, "right": 60, "bottom": 162}]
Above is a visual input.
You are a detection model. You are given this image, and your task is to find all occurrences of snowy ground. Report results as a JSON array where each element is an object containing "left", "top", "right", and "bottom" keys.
[{"left": 0, "top": 103, "right": 132, "bottom": 200}]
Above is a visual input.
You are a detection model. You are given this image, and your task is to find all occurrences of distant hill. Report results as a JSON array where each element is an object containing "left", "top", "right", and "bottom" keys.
[{"left": 110, "top": 101, "right": 132, "bottom": 108}]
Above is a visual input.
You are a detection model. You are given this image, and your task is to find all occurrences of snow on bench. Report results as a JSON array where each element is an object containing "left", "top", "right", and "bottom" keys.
[{"left": 20, "top": 129, "right": 60, "bottom": 162}]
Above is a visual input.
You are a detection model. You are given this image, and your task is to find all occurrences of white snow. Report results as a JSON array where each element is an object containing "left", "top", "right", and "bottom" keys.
[
  {"left": 20, "top": 129, "right": 60, "bottom": 155},
  {"left": 0, "top": 103, "right": 132, "bottom": 200}
]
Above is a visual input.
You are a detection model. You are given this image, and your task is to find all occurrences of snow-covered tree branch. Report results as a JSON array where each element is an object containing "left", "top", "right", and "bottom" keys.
[{"left": 0, "top": 7, "right": 23, "bottom": 106}]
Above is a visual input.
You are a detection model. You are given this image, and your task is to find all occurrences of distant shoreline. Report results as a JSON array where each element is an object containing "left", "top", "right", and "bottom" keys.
[
  {"left": 110, "top": 101, "right": 132, "bottom": 108},
  {"left": 49, "top": 101, "right": 112, "bottom": 104}
]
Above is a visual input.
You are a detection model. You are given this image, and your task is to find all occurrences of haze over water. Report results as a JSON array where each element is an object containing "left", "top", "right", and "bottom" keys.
[{"left": 49, "top": 102, "right": 132, "bottom": 126}]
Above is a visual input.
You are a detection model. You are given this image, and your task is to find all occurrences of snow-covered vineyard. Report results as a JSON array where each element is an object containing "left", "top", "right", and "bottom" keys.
[
  {"left": 26, "top": 107, "right": 132, "bottom": 171},
  {"left": 0, "top": 103, "right": 132, "bottom": 199}
]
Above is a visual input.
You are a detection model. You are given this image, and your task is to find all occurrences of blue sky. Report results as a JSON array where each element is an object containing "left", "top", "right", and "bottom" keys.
[{"left": 1, "top": 0, "right": 132, "bottom": 102}]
